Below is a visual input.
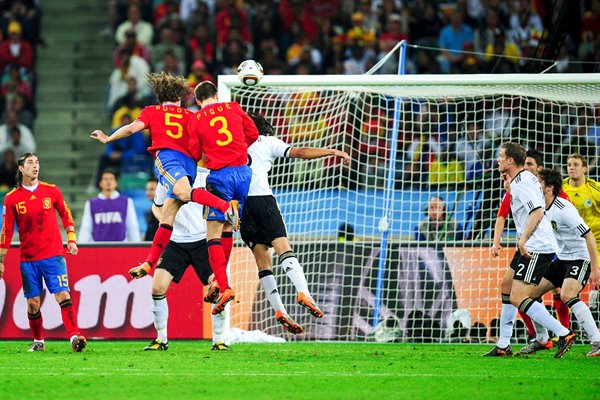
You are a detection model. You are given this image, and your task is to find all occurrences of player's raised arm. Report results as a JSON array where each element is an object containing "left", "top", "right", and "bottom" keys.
[
  {"left": 289, "top": 147, "right": 350, "bottom": 164},
  {"left": 91, "top": 119, "right": 146, "bottom": 144}
]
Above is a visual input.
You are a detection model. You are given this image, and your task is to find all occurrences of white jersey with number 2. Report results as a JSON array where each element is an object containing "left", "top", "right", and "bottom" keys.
[{"left": 509, "top": 170, "right": 558, "bottom": 253}]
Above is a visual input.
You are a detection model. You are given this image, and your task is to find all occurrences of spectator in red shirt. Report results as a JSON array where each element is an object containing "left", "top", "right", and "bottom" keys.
[
  {"left": 0, "top": 20, "right": 33, "bottom": 70},
  {"left": 215, "top": 0, "right": 250, "bottom": 46},
  {"left": 0, "top": 153, "right": 87, "bottom": 353}
]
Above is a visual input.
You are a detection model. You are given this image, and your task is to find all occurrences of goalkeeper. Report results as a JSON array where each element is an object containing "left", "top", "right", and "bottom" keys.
[
  {"left": 141, "top": 166, "right": 231, "bottom": 351},
  {"left": 228, "top": 112, "right": 350, "bottom": 334}
]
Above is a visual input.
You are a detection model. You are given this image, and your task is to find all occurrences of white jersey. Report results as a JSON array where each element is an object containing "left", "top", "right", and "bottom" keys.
[
  {"left": 154, "top": 167, "right": 208, "bottom": 243},
  {"left": 546, "top": 196, "right": 591, "bottom": 261},
  {"left": 510, "top": 170, "right": 558, "bottom": 253},
  {"left": 247, "top": 135, "right": 291, "bottom": 196}
]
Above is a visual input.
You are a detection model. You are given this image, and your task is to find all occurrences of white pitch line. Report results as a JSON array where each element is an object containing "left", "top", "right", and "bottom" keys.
[{"left": 2, "top": 369, "right": 599, "bottom": 380}]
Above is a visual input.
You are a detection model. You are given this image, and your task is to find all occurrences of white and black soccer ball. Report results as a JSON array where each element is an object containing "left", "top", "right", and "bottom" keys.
[{"left": 237, "top": 59, "right": 264, "bottom": 86}]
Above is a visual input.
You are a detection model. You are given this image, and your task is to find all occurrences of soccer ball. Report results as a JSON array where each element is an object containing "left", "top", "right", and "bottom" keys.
[{"left": 237, "top": 60, "right": 263, "bottom": 86}]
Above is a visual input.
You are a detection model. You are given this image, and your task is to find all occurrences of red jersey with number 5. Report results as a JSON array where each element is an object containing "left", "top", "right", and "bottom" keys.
[
  {"left": 1, "top": 182, "right": 75, "bottom": 261},
  {"left": 188, "top": 101, "right": 258, "bottom": 170},
  {"left": 137, "top": 105, "right": 198, "bottom": 159}
]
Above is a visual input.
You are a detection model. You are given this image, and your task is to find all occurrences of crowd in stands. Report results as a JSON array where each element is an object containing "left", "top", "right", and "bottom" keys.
[
  {"left": 96, "top": 1, "right": 600, "bottom": 240},
  {"left": 0, "top": 0, "right": 41, "bottom": 190}
]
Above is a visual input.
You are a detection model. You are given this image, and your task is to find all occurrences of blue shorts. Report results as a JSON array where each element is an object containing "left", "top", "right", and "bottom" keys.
[
  {"left": 154, "top": 149, "right": 197, "bottom": 200},
  {"left": 206, "top": 165, "right": 252, "bottom": 222},
  {"left": 20, "top": 256, "right": 69, "bottom": 298}
]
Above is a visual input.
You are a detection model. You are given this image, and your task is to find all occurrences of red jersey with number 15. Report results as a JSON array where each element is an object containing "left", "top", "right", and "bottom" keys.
[
  {"left": 187, "top": 101, "right": 258, "bottom": 170},
  {"left": 1, "top": 182, "right": 75, "bottom": 261},
  {"left": 137, "top": 105, "right": 198, "bottom": 160}
]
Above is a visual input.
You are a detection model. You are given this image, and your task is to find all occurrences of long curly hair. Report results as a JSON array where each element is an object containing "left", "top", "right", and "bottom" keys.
[
  {"left": 146, "top": 72, "right": 190, "bottom": 104},
  {"left": 248, "top": 111, "right": 275, "bottom": 136}
]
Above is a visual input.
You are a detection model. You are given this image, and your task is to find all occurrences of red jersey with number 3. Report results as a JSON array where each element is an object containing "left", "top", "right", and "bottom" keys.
[
  {"left": 497, "top": 189, "right": 570, "bottom": 218},
  {"left": 188, "top": 101, "right": 258, "bottom": 170},
  {"left": 1, "top": 182, "right": 75, "bottom": 261},
  {"left": 137, "top": 105, "right": 198, "bottom": 159}
]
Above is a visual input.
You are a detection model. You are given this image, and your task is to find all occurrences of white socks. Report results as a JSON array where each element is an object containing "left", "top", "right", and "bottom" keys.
[
  {"left": 211, "top": 303, "right": 229, "bottom": 344},
  {"left": 570, "top": 299, "right": 600, "bottom": 342},
  {"left": 497, "top": 302, "right": 517, "bottom": 348},
  {"left": 524, "top": 300, "right": 569, "bottom": 337},
  {"left": 280, "top": 252, "right": 310, "bottom": 295},
  {"left": 152, "top": 295, "right": 169, "bottom": 343},
  {"left": 259, "top": 271, "right": 286, "bottom": 313}
]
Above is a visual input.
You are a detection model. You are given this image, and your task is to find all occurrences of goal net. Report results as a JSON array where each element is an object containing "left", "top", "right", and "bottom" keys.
[{"left": 220, "top": 73, "right": 600, "bottom": 343}]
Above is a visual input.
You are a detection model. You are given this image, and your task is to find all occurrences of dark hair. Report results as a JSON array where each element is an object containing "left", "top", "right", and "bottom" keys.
[
  {"left": 15, "top": 152, "right": 37, "bottom": 187},
  {"left": 537, "top": 169, "right": 562, "bottom": 197},
  {"left": 194, "top": 81, "right": 218, "bottom": 103},
  {"left": 98, "top": 168, "right": 119, "bottom": 184},
  {"left": 526, "top": 148, "right": 544, "bottom": 168},
  {"left": 249, "top": 111, "right": 275, "bottom": 136},
  {"left": 147, "top": 177, "right": 158, "bottom": 184},
  {"left": 146, "top": 71, "right": 190, "bottom": 104},
  {"left": 501, "top": 142, "right": 526, "bottom": 166}
]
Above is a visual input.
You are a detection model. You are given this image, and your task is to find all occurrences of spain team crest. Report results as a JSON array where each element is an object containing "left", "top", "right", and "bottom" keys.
[{"left": 42, "top": 197, "right": 52, "bottom": 209}]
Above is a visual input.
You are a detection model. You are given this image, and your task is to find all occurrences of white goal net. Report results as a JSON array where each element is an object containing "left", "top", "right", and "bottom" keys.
[{"left": 221, "top": 73, "right": 600, "bottom": 343}]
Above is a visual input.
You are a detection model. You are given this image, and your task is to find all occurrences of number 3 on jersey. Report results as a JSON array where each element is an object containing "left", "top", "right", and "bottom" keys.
[{"left": 210, "top": 116, "right": 233, "bottom": 146}]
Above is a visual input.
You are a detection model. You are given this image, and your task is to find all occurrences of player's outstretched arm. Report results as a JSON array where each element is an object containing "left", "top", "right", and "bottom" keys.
[
  {"left": 91, "top": 119, "right": 146, "bottom": 144},
  {"left": 289, "top": 147, "right": 350, "bottom": 164}
]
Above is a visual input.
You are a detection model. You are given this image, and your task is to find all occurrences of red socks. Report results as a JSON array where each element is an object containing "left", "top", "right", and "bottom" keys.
[
  {"left": 28, "top": 310, "right": 44, "bottom": 341},
  {"left": 221, "top": 231, "right": 233, "bottom": 261},
  {"left": 554, "top": 294, "right": 570, "bottom": 329},
  {"left": 191, "top": 188, "right": 229, "bottom": 213},
  {"left": 59, "top": 299, "right": 79, "bottom": 337},
  {"left": 208, "top": 239, "right": 229, "bottom": 289},
  {"left": 146, "top": 224, "right": 173, "bottom": 266},
  {"left": 519, "top": 310, "right": 536, "bottom": 338}
]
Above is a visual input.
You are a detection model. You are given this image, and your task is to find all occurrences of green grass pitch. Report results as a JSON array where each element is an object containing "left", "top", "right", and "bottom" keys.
[{"left": 0, "top": 341, "right": 598, "bottom": 399}]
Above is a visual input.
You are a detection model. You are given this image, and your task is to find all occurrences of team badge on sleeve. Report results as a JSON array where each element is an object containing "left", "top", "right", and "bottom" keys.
[{"left": 43, "top": 198, "right": 52, "bottom": 209}]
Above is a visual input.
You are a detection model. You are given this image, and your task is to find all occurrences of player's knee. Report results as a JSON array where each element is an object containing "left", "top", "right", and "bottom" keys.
[
  {"left": 152, "top": 284, "right": 168, "bottom": 296},
  {"left": 561, "top": 292, "right": 578, "bottom": 305},
  {"left": 27, "top": 297, "right": 41, "bottom": 313},
  {"left": 500, "top": 279, "right": 512, "bottom": 294}
]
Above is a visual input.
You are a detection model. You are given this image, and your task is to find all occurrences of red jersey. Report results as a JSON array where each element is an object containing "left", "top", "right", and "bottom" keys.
[
  {"left": 137, "top": 105, "right": 198, "bottom": 160},
  {"left": 188, "top": 101, "right": 258, "bottom": 170},
  {"left": 1, "top": 182, "right": 75, "bottom": 261},
  {"left": 497, "top": 189, "right": 570, "bottom": 218}
]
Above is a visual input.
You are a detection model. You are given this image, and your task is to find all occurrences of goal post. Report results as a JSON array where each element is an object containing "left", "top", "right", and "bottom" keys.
[{"left": 220, "top": 73, "right": 600, "bottom": 343}]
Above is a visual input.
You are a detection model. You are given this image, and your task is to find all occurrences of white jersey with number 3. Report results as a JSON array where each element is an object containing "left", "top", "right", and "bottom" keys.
[
  {"left": 546, "top": 196, "right": 591, "bottom": 261},
  {"left": 510, "top": 170, "right": 558, "bottom": 253},
  {"left": 247, "top": 135, "right": 291, "bottom": 196}
]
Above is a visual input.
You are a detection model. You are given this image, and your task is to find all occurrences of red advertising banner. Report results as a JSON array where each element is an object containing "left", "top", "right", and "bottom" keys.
[{"left": 0, "top": 246, "right": 213, "bottom": 339}]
